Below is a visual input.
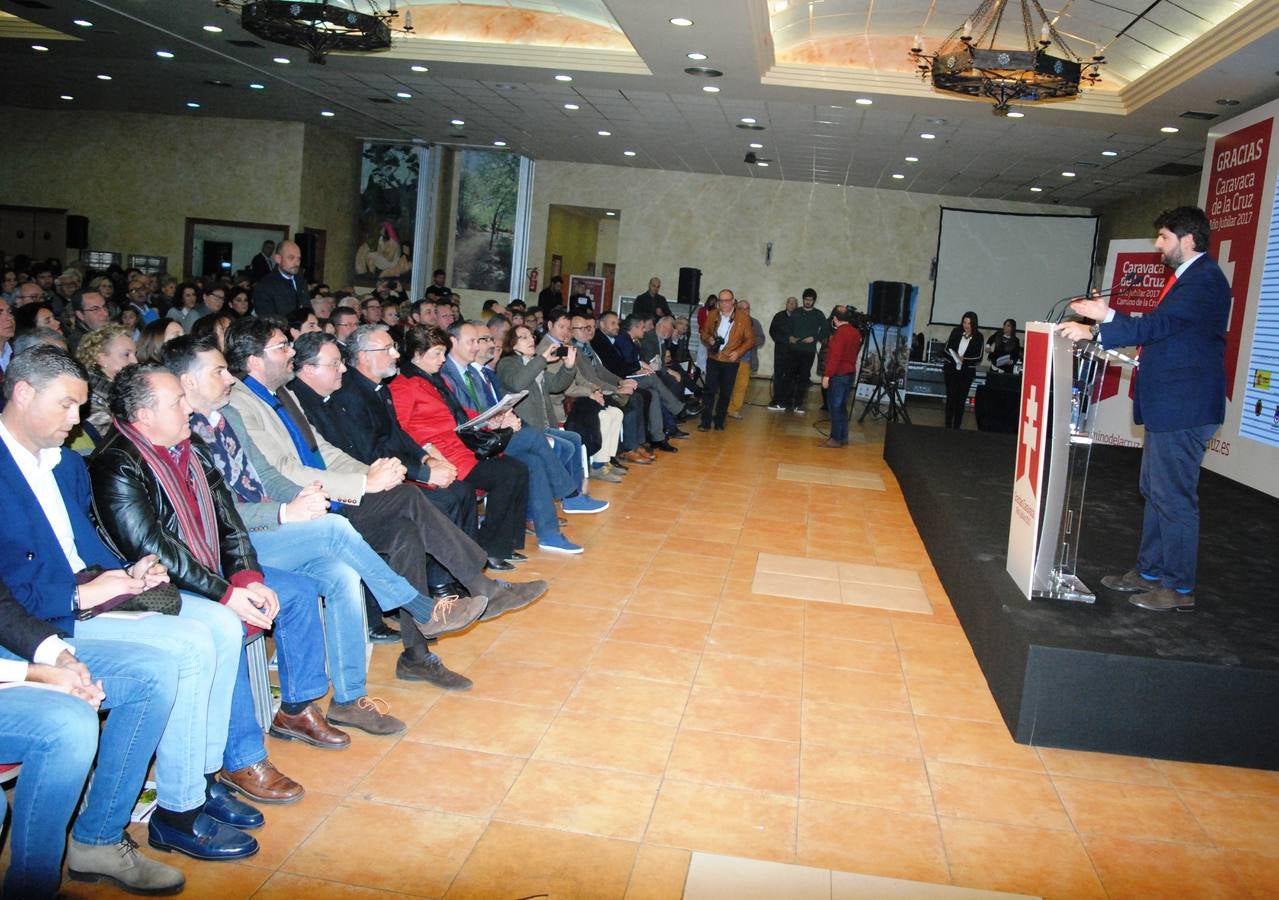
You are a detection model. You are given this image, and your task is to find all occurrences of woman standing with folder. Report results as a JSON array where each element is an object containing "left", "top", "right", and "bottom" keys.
[{"left": 943, "top": 311, "right": 984, "bottom": 429}]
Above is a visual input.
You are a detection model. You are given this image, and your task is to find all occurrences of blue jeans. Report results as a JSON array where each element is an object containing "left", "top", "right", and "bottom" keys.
[
  {"left": 827, "top": 373, "right": 852, "bottom": 444},
  {"left": 76, "top": 598, "right": 241, "bottom": 812},
  {"left": 506, "top": 427, "right": 577, "bottom": 540},
  {"left": 1137, "top": 423, "right": 1217, "bottom": 591},
  {"left": 546, "top": 428, "right": 584, "bottom": 493},
  {"left": 0, "top": 639, "right": 176, "bottom": 898},
  {"left": 251, "top": 516, "right": 418, "bottom": 704},
  {"left": 222, "top": 565, "right": 328, "bottom": 771}
]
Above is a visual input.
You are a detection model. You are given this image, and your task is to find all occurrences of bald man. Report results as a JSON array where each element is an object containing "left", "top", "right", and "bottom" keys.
[{"left": 251, "top": 239, "right": 310, "bottom": 318}]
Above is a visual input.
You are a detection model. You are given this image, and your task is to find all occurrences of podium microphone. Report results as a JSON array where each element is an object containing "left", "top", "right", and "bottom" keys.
[{"left": 1049, "top": 273, "right": 1139, "bottom": 324}]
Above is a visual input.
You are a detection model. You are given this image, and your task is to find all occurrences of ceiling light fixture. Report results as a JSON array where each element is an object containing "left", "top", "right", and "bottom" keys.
[
  {"left": 410, "top": 64, "right": 428, "bottom": 72},
  {"left": 96, "top": 74, "right": 112, "bottom": 81},
  {"left": 31, "top": 44, "right": 49, "bottom": 52},
  {"left": 554, "top": 73, "right": 573, "bottom": 82},
  {"left": 597, "top": 130, "right": 612, "bottom": 136},
  {"left": 202, "top": 25, "right": 223, "bottom": 33},
  {"left": 605, "top": 211, "right": 616, "bottom": 216},
  {"left": 757, "top": 161, "right": 770, "bottom": 167},
  {"left": 1030, "top": 186, "right": 1043, "bottom": 192},
  {"left": 249, "top": 82, "right": 265, "bottom": 89},
  {"left": 905, "top": 155, "right": 919, "bottom": 162},
  {"left": 687, "top": 51, "right": 707, "bottom": 60},
  {"left": 320, "top": 110, "right": 335, "bottom": 117},
  {"left": 892, "top": 173, "right": 905, "bottom": 179},
  {"left": 703, "top": 85, "right": 720, "bottom": 93},
  {"left": 156, "top": 50, "right": 175, "bottom": 59},
  {"left": 494, "top": 140, "right": 507, "bottom": 147},
  {"left": 273, "top": 56, "right": 291, "bottom": 64},
  {"left": 749, "top": 142, "right": 764, "bottom": 149},
  {"left": 450, "top": 118, "right": 464, "bottom": 126},
  {"left": 854, "top": 97, "right": 873, "bottom": 105},
  {"left": 215, "top": 0, "right": 412, "bottom": 64},
  {"left": 1101, "top": 149, "right": 1118, "bottom": 157},
  {"left": 740, "top": 117, "right": 756, "bottom": 124},
  {"left": 73, "top": 19, "right": 93, "bottom": 27},
  {"left": 59, "top": 94, "right": 73, "bottom": 101},
  {"left": 623, "top": 150, "right": 636, "bottom": 157},
  {"left": 1160, "top": 125, "right": 1180, "bottom": 133},
  {"left": 920, "top": 132, "right": 936, "bottom": 139},
  {"left": 669, "top": 17, "right": 694, "bottom": 27},
  {"left": 563, "top": 103, "right": 579, "bottom": 110},
  {"left": 186, "top": 101, "right": 201, "bottom": 109},
  {"left": 908, "top": 1, "right": 1104, "bottom": 116},
  {"left": 1007, "top": 110, "right": 1024, "bottom": 118},
  {"left": 1062, "top": 171, "right": 1076, "bottom": 177},
  {"left": 395, "top": 91, "right": 411, "bottom": 98}
]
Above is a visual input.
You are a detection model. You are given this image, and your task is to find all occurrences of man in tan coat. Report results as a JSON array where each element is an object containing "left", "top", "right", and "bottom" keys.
[{"left": 698, "top": 289, "right": 755, "bottom": 431}]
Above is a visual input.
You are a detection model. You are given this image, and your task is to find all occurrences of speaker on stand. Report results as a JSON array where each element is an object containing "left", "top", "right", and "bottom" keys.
[{"left": 860, "top": 281, "right": 914, "bottom": 424}]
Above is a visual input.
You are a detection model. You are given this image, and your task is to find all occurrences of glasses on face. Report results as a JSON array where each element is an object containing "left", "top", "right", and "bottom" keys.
[
  {"left": 81, "top": 304, "right": 106, "bottom": 313},
  {"left": 308, "top": 360, "right": 344, "bottom": 369},
  {"left": 263, "top": 340, "right": 293, "bottom": 353},
  {"left": 570, "top": 325, "right": 590, "bottom": 331},
  {"left": 364, "top": 345, "right": 397, "bottom": 354}
]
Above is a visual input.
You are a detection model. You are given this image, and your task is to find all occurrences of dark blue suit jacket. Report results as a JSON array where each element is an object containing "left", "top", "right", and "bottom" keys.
[
  {"left": 0, "top": 442, "right": 123, "bottom": 633},
  {"left": 1100, "top": 253, "right": 1230, "bottom": 433}
]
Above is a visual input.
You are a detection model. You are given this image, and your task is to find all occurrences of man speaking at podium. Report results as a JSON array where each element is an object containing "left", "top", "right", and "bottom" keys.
[{"left": 1057, "top": 206, "right": 1230, "bottom": 612}]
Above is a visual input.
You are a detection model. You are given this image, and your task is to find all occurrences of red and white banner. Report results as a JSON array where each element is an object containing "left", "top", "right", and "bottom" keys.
[
  {"left": 1007, "top": 323, "right": 1053, "bottom": 597},
  {"left": 1206, "top": 117, "right": 1271, "bottom": 401}
]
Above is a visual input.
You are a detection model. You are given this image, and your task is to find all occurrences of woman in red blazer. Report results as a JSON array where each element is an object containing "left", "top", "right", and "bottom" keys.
[{"left": 389, "top": 325, "right": 529, "bottom": 570}]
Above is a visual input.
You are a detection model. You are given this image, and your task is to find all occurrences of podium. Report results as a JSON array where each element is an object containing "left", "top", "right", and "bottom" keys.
[{"left": 1006, "top": 322, "right": 1134, "bottom": 603}]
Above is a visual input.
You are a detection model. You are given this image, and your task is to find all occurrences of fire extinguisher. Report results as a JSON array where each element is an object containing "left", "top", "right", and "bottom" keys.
[{"left": 527, "top": 267, "right": 539, "bottom": 293}]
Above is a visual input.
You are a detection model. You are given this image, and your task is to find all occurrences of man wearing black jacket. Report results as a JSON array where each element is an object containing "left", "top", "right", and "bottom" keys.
[
  {"left": 767, "top": 296, "right": 797, "bottom": 410},
  {"left": 251, "top": 240, "right": 309, "bottom": 319}
]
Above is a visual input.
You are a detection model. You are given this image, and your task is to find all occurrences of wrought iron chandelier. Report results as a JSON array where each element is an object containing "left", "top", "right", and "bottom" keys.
[
  {"left": 908, "top": 0, "right": 1104, "bottom": 115},
  {"left": 214, "top": 1, "right": 413, "bottom": 64}
]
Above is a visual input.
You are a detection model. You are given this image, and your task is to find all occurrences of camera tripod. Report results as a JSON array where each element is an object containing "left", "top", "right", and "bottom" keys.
[{"left": 858, "top": 323, "right": 911, "bottom": 424}]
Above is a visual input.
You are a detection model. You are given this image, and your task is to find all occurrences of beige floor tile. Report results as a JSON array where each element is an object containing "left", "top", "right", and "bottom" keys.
[
  {"left": 804, "top": 603, "right": 898, "bottom": 643},
  {"left": 282, "top": 798, "right": 486, "bottom": 895},
  {"left": 646, "top": 780, "right": 798, "bottom": 863},
  {"left": 915, "top": 716, "right": 1044, "bottom": 773},
  {"left": 940, "top": 818, "right": 1107, "bottom": 900},
  {"left": 683, "top": 852, "right": 830, "bottom": 900},
  {"left": 624, "top": 845, "right": 692, "bottom": 900},
  {"left": 839, "top": 581, "right": 933, "bottom": 614},
  {"left": 481, "top": 626, "right": 600, "bottom": 670},
  {"left": 838, "top": 562, "right": 925, "bottom": 589},
  {"left": 355, "top": 741, "right": 525, "bottom": 818},
  {"left": 756, "top": 553, "right": 841, "bottom": 580},
  {"left": 1035, "top": 746, "right": 1168, "bottom": 786},
  {"left": 563, "top": 671, "right": 692, "bottom": 726},
  {"left": 404, "top": 695, "right": 555, "bottom": 756},
  {"left": 1082, "top": 834, "right": 1249, "bottom": 900},
  {"left": 496, "top": 759, "right": 660, "bottom": 840},
  {"left": 797, "top": 798, "right": 949, "bottom": 883},
  {"left": 927, "top": 760, "right": 1071, "bottom": 831},
  {"left": 237, "top": 790, "right": 340, "bottom": 870},
  {"left": 716, "top": 599, "right": 807, "bottom": 632},
  {"left": 265, "top": 729, "right": 394, "bottom": 797},
  {"left": 803, "top": 664, "right": 912, "bottom": 712},
  {"left": 589, "top": 638, "right": 702, "bottom": 684},
  {"left": 906, "top": 673, "right": 1004, "bottom": 723},
  {"left": 830, "top": 871, "right": 1038, "bottom": 899},
  {"left": 1174, "top": 790, "right": 1279, "bottom": 852},
  {"left": 695, "top": 652, "right": 804, "bottom": 698},
  {"left": 802, "top": 700, "right": 922, "bottom": 757},
  {"left": 534, "top": 711, "right": 678, "bottom": 776},
  {"left": 444, "top": 821, "right": 638, "bottom": 900},
  {"left": 624, "top": 590, "right": 721, "bottom": 623},
  {"left": 800, "top": 745, "right": 933, "bottom": 814},
  {"left": 502, "top": 602, "right": 620, "bottom": 639},
  {"left": 803, "top": 636, "right": 903, "bottom": 674},
  {"left": 751, "top": 571, "right": 843, "bottom": 602},
  {"left": 637, "top": 569, "right": 727, "bottom": 600},
  {"left": 682, "top": 685, "right": 803, "bottom": 742},
  {"left": 609, "top": 612, "right": 711, "bottom": 652},
  {"left": 458, "top": 656, "right": 583, "bottom": 708},
  {"left": 1054, "top": 774, "right": 1209, "bottom": 842},
  {"left": 1153, "top": 759, "right": 1279, "bottom": 797},
  {"left": 251, "top": 872, "right": 411, "bottom": 899},
  {"left": 706, "top": 622, "right": 805, "bottom": 661},
  {"left": 667, "top": 729, "right": 800, "bottom": 794}
]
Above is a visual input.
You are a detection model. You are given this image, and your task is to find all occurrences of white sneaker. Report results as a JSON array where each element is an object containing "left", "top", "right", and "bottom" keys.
[
  {"left": 793, "top": 407, "right": 806, "bottom": 415},
  {"left": 767, "top": 404, "right": 785, "bottom": 411}
]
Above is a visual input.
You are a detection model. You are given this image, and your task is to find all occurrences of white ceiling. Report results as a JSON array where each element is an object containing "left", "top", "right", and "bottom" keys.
[{"left": 3, "top": 0, "right": 1278, "bottom": 208}]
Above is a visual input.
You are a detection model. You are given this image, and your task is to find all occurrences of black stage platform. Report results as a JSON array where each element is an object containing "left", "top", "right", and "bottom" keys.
[{"left": 884, "top": 423, "right": 1279, "bottom": 769}]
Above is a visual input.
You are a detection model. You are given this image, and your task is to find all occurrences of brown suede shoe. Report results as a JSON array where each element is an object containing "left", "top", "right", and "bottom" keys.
[
  {"left": 219, "top": 760, "right": 304, "bottom": 804},
  {"left": 327, "top": 696, "right": 406, "bottom": 736},
  {"left": 269, "top": 703, "right": 352, "bottom": 750}
]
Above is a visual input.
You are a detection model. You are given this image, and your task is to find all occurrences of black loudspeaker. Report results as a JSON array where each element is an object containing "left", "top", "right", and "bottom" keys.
[
  {"left": 869, "top": 280, "right": 911, "bottom": 326},
  {"left": 66, "top": 215, "right": 89, "bottom": 250},
  {"left": 294, "top": 231, "right": 318, "bottom": 282},
  {"left": 676, "top": 267, "right": 701, "bottom": 306}
]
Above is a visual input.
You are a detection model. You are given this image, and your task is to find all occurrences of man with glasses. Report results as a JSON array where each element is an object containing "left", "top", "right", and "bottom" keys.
[
  {"left": 65, "top": 289, "right": 111, "bottom": 356},
  {"left": 199, "top": 287, "right": 227, "bottom": 319},
  {"left": 125, "top": 278, "right": 158, "bottom": 325},
  {"left": 359, "top": 297, "right": 383, "bottom": 325}
]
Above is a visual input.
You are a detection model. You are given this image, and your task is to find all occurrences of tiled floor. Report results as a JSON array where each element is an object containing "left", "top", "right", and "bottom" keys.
[
  {"left": 752, "top": 553, "right": 932, "bottom": 613},
  {"left": 52, "top": 398, "right": 1279, "bottom": 898}
]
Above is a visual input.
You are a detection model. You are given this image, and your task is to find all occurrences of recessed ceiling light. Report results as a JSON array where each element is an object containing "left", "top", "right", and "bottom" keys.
[
  {"left": 892, "top": 173, "right": 905, "bottom": 179},
  {"left": 320, "top": 110, "right": 335, "bottom": 117},
  {"left": 905, "top": 156, "right": 919, "bottom": 162},
  {"left": 1216, "top": 98, "right": 1241, "bottom": 106},
  {"left": 740, "top": 117, "right": 756, "bottom": 124},
  {"left": 623, "top": 150, "right": 636, "bottom": 157},
  {"left": 854, "top": 97, "right": 873, "bottom": 105},
  {"left": 59, "top": 94, "right": 73, "bottom": 101},
  {"left": 1160, "top": 125, "right": 1179, "bottom": 133},
  {"left": 605, "top": 211, "right": 616, "bottom": 216},
  {"left": 1007, "top": 110, "right": 1024, "bottom": 118},
  {"left": 815, "top": 119, "right": 837, "bottom": 125},
  {"left": 1101, "top": 150, "right": 1118, "bottom": 157},
  {"left": 687, "top": 51, "right": 707, "bottom": 60},
  {"left": 450, "top": 118, "right": 465, "bottom": 126},
  {"left": 749, "top": 142, "right": 763, "bottom": 149},
  {"left": 156, "top": 50, "right": 175, "bottom": 59},
  {"left": 757, "top": 161, "right": 770, "bottom": 167},
  {"left": 273, "top": 57, "right": 291, "bottom": 64},
  {"left": 410, "top": 64, "right": 428, "bottom": 72},
  {"left": 395, "top": 91, "right": 412, "bottom": 99},
  {"left": 493, "top": 140, "right": 507, "bottom": 147},
  {"left": 1062, "top": 171, "right": 1076, "bottom": 177},
  {"left": 248, "top": 82, "right": 265, "bottom": 90},
  {"left": 96, "top": 74, "right": 112, "bottom": 81},
  {"left": 186, "top": 101, "right": 201, "bottom": 109},
  {"left": 554, "top": 73, "right": 573, "bottom": 82},
  {"left": 1030, "top": 186, "right": 1043, "bottom": 192},
  {"left": 920, "top": 132, "right": 936, "bottom": 140},
  {"left": 73, "top": 19, "right": 93, "bottom": 27},
  {"left": 563, "top": 103, "right": 580, "bottom": 110},
  {"left": 203, "top": 24, "right": 223, "bottom": 33},
  {"left": 597, "top": 130, "right": 612, "bottom": 137},
  {"left": 31, "top": 44, "right": 49, "bottom": 52},
  {"left": 703, "top": 85, "right": 720, "bottom": 93},
  {"left": 670, "top": 17, "right": 694, "bottom": 27}
]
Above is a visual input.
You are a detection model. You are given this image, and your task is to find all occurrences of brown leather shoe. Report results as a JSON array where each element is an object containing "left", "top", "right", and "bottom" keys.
[
  {"left": 622, "top": 450, "right": 653, "bottom": 465},
  {"left": 219, "top": 760, "right": 304, "bottom": 805},
  {"left": 269, "top": 703, "right": 352, "bottom": 750}
]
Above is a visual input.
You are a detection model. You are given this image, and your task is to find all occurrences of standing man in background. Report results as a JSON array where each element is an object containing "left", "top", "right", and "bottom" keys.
[
  {"left": 249, "top": 240, "right": 276, "bottom": 282},
  {"left": 632, "top": 277, "right": 672, "bottom": 321},
  {"left": 768, "top": 296, "right": 797, "bottom": 411},
  {"left": 698, "top": 290, "right": 755, "bottom": 432},
  {"left": 1057, "top": 205, "right": 1230, "bottom": 613},
  {"left": 777, "top": 288, "right": 824, "bottom": 414},
  {"left": 820, "top": 307, "right": 863, "bottom": 448},
  {"left": 727, "top": 300, "right": 765, "bottom": 420},
  {"left": 251, "top": 241, "right": 309, "bottom": 319}
]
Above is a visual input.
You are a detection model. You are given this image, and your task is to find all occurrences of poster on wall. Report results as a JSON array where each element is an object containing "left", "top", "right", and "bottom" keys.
[
  {"left": 569, "top": 274, "right": 606, "bottom": 316},
  {"left": 451, "top": 150, "right": 519, "bottom": 294},
  {"left": 355, "top": 143, "right": 418, "bottom": 287}
]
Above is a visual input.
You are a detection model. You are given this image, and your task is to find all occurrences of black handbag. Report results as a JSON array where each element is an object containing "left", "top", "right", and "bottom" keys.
[{"left": 458, "top": 426, "right": 513, "bottom": 460}]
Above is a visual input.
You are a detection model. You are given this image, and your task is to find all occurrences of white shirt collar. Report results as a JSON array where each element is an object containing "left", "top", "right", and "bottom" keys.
[
  {"left": 0, "top": 417, "right": 60, "bottom": 472},
  {"left": 1174, "top": 251, "right": 1203, "bottom": 279}
]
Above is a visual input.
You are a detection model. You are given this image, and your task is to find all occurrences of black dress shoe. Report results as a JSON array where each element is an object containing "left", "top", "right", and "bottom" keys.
[
  {"left": 506, "top": 551, "right": 528, "bottom": 563},
  {"left": 653, "top": 440, "right": 679, "bottom": 453},
  {"left": 148, "top": 812, "right": 258, "bottom": 861},
  {"left": 668, "top": 428, "right": 691, "bottom": 440},
  {"left": 367, "top": 621, "right": 400, "bottom": 643},
  {"left": 697, "top": 424, "right": 710, "bottom": 432},
  {"left": 713, "top": 423, "right": 725, "bottom": 431},
  {"left": 485, "top": 556, "right": 516, "bottom": 571},
  {"left": 609, "top": 456, "right": 630, "bottom": 471},
  {"left": 396, "top": 653, "right": 473, "bottom": 690},
  {"left": 431, "top": 581, "right": 470, "bottom": 600}
]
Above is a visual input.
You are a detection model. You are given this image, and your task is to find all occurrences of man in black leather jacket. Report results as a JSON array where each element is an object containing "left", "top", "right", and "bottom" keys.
[{"left": 88, "top": 363, "right": 352, "bottom": 805}]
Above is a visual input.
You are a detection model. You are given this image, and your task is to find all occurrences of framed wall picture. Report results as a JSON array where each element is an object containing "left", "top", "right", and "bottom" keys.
[
  {"left": 550, "top": 254, "right": 562, "bottom": 278},
  {"left": 568, "top": 274, "right": 607, "bottom": 317}
]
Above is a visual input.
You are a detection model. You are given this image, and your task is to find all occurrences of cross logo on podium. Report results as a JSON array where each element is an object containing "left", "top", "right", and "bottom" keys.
[{"left": 1022, "top": 386, "right": 1039, "bottom": 458}]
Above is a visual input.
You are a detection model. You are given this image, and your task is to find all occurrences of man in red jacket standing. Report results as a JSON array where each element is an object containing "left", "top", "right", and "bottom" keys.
[{"left": 820, "top": 306, "right": 863, "bottom": 447}]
